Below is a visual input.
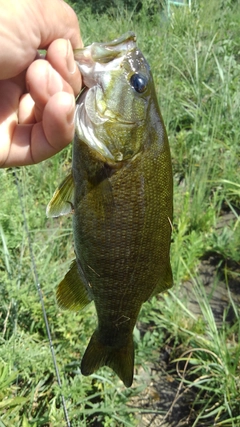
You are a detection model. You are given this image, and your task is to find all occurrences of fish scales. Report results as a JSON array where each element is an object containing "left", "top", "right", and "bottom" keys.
[
  {"left": 73, "top": 141, "right": 170, "bottom": 302},
  {"left": 47, "top": 32, "right": 173, "bottom": 387}
]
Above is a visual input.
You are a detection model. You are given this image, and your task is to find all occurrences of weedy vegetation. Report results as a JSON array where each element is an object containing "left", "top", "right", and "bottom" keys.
[{"left": 1, "top": 0, "right": 239, "bottom": 425}]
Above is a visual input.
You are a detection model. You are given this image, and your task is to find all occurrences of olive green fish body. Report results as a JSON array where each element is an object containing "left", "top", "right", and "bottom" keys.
[{"left": 47, "top": 33, "right": 173, "bottom": 387}]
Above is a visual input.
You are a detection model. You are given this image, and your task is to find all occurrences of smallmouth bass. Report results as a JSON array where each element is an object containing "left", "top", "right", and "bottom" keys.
[{"left": 47, "top": 32, "right": 173, "bottom": 387}]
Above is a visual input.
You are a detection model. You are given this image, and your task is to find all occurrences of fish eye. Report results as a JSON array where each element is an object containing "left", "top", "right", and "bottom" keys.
[{"left": 130, "top": 73, "right": 148, "bottom": 93}]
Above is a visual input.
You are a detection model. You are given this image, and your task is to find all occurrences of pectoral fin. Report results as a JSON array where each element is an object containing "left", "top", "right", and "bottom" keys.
[
  {"left": 46, "top": 172, "right": 74, "bottom": 218},
  {"left": 57, "top": 260, "right": 92, "bottom": 311}
]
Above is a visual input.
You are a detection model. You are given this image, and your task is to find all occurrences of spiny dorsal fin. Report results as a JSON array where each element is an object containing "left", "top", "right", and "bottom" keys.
[
  {"left": 46, "top": 172, "right": 74, "bottom": 218},
  {"left": 57, "top": 260, "right": 92, "bottom": 311}
]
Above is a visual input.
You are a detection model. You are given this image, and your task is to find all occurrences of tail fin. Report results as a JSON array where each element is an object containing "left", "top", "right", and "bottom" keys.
[{"left": 81, "top": 331, "right": 134, "bottom": 387}]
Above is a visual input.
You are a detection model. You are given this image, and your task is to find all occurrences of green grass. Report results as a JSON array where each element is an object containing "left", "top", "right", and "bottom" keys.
[{"left": 1, "top": 0, "right": 240, "bottom": 425}]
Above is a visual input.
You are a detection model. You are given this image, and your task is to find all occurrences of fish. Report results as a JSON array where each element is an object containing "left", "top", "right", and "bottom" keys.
[{"left": 46, "top": 32, "right": 173, "bottom": 388}]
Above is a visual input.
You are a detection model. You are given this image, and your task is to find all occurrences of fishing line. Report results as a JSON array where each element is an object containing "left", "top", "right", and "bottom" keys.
[{"left": 14, "top": 168, "right": 71, "bottom": 427}]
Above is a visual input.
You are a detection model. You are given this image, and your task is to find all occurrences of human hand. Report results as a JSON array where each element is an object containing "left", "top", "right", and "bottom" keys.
[{"left": 0, "top": 0, "right": 83, "bottom": 167}]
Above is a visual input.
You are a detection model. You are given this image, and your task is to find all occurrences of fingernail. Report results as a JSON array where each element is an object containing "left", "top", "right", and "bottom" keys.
[
  {"left": 67, "top": 94, "right": 76, "bottom": 124},
  {"left": 67, "top": 39, "right": 77, "bottom": 74}
]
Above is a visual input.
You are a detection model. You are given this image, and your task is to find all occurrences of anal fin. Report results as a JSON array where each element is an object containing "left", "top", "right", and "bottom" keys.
[{"left": 57, "top": 260, "right": 92, "bottom": 311}]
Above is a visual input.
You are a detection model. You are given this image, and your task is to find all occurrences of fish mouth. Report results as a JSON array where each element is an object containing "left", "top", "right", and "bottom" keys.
[{"left": 74, "top": 32, "right": 136, "bottom": 65}]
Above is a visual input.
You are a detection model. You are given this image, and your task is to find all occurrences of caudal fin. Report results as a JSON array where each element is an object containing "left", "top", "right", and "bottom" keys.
[{"left": 81, "top": 331, "right": 134, "bottom": 387}]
